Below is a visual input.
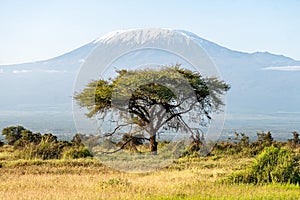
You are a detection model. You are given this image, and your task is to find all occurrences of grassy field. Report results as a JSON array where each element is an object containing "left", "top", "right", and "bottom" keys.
[{"left": 1, "top": 153, "right": 300, "bottom": 200}]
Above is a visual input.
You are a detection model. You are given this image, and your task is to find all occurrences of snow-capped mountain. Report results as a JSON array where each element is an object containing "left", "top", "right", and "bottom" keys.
[{"left": 1, "top": 29, "right": 299, "bottom": 139}]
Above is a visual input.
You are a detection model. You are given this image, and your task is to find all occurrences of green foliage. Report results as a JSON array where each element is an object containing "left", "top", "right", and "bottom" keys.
[
  {"left": 212, "top": 131, "right": 284, "bottom": 157},
  {"left": 75, "top": 65, "right": 230, "bottom": 120},
  {"left": 14, "top": 130, "right": 42, "bottom": 148},
  {"left": 1, "top": 126, "right": 92, "bottom": 160},
  {"left": 2, "top": 125, "right": 26, "bottom": 145},
  {"left": 74, "top": 79, "right": 114, "bottom": 118},
  {"left": 63, "top": 146, "right": 93, "bottom": 159},
  {"left": 74, "top": 65, "right": 230, "bottom": 153},
  {"left": 224, "top": 146, "right": 300, "bottom": 184},
  {"left": 212, "top": 141, "right": 238, "bottom": 156},
  {"left": 213, "top": 135, "right": 249, "bottom": 157},
  {"left": 19, "top": 140, "right": 70, "bottom": 160},
  {"left": 2, "top": 126, "right": 43, "bottom": 147}
]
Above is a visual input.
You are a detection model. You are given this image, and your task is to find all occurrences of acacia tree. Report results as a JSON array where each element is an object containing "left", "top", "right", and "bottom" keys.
[{"left": 74, "top": 65, "right": 230, "bottom": 154}]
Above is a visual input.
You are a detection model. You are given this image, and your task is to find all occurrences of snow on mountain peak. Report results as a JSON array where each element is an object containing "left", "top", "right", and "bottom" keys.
[
  {"left": 91, "top": 28, "right": 234, "bottom": 60},
  {"left": 92, "top": 28, "right": 196, "bottom": 45},
  {"left": 93, "top": 30, "right": 128, "bottom": 43}
]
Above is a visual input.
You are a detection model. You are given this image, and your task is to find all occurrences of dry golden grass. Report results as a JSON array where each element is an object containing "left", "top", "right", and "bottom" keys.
[{"left": 0, "top": 156, "right": 299, "bottom": 199}]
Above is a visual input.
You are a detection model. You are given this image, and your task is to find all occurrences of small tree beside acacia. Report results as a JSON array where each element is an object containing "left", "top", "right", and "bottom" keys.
[{"left": 74, "top": 65, "right": 230, "bottom": 154}]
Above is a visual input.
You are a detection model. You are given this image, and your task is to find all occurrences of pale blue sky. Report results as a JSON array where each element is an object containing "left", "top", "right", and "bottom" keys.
[{"left": 0, "top": 0, "right": 299, "bottom": 64}]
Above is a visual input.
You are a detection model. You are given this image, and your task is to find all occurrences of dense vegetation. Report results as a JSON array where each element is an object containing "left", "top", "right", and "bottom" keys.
[
  {"left": 1, "top": 125, "right": 300, "bottom": 182},
  {"left": 1, "top": 125, "right": 92, "bottom": 159},
  {"left": 224, "top": 146, "right": 300, "bottom": 184},
  {"left": 1, "top": 126, "right": 300, "bottom": 199}
]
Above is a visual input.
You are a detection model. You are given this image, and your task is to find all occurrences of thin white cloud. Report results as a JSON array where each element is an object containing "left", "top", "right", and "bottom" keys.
[
  {"left": 43, "top": 70, "right": 68, "bottom": 73},
  {"left": 0, "top": 69, "right": 3, "bottom": 74},
  {"left": 262, "top": 66, "right": 300, "bottom": 71},
  {"left": 276, "top": 111, "right": 300, "bottom": 114},
  {"left": 12, "top": 69, "right": 32, "bottom": 74}
]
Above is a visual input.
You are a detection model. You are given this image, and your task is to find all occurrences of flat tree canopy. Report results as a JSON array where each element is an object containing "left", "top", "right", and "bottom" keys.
[{"left": 74, "top": 65, "right": 230, "bottom": 153}]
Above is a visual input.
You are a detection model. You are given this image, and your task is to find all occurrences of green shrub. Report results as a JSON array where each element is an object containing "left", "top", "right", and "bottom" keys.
[
  {"left": 224, "top": 146, "right": 300, "bottom": 184},
  {"left": 212, "top": 132, "right": 286, "bottom": 158},
  {"left": 63, "top": 146, "right": 93, "bottom": 159},
  {"left": 14, "top": 131, "right": 42, "bottom": 148},
  {"left": 2, "top": 126, "right": 26, "bottom": 145},
  {"left": 18, "top": 142, "right": 62, "bottom": 160},
  {"left": 1, "top": 126, "right": 93, "bottom": 160}
]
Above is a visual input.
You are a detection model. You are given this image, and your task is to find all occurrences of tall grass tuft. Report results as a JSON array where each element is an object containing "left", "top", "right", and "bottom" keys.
[{"left": 224, "top": 146, "right": 300, "bottom": 184}]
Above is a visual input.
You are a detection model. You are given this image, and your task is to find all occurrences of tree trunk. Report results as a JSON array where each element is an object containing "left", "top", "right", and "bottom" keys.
[{"left": 149, "top": 135, "right": 158, "bottom": 154}]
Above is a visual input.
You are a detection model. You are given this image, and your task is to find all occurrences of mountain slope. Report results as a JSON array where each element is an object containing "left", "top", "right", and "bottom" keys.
[{"left": 0, "top": 29, "right": 299, "bottom": 137}]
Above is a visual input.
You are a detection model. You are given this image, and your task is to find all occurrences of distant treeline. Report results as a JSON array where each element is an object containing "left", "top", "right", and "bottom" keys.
[
  {"left": 0, "top": 125, "right": 299, "bottom": 160},
  {"left": 0, "top": 126, "right": 92, "bottom": 159},
  {"left": 212, "top": 131, "right": 300, "bottom": 157}
]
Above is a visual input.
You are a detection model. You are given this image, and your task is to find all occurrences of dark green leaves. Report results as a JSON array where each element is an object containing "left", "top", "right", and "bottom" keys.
[{"left": 74, "top": 65, "right": 230, "bottom": 131}]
